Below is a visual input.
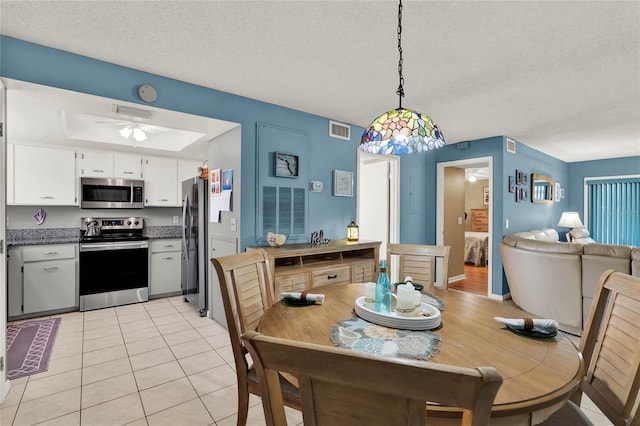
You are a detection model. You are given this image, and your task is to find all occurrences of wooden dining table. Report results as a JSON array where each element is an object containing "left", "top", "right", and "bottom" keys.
[{"left": 258, "top": 283, "right": 585, "bottom": 425}]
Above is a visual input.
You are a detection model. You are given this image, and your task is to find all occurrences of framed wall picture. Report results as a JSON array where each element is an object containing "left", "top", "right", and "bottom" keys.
[
  {"left": 333, "top": 170, "right": 353, "bottom": 197},
  {"left": 483, "top": 186, "right": 489, "bottom": 205},
  {"left": 508, "top": 176, "right": 516, "bottom": 193},
  {"left": 275, "top": 152, "right": 299, "bottom": 178}
]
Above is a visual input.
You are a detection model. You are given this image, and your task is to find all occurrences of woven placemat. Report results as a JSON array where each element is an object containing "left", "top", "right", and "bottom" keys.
[{"left": 331, "top": 315, "right": 441, "bottom": 361}]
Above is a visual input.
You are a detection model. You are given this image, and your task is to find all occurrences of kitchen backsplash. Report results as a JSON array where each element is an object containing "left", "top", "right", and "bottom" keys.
[{"left": 7, "top": 206, "right": 181, "bottom": 229}]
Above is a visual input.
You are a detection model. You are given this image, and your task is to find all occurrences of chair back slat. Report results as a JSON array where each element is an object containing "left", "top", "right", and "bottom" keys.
[
  {"left": 242, "top": 331, "right": 502, "bottom": 426},
  {"left": 580, "top": 270, "right": 640, "bottom": 425},
  {"left": 387, "top": 243, "right": 450, "bottom": 290}
]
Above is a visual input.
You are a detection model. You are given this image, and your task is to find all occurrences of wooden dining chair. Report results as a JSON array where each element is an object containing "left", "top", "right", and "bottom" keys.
[
  {"left": 241, "top": 330, "right": 503, "bottom": 426},
  {"left": 386, "top": 243, "right": 451, "bottom": 290},
  {"left": 212, "top": 250, "right": 300, "bottom": 426},
  {"left": 541, "top": 270, "right": 640, "bottom": 426}
]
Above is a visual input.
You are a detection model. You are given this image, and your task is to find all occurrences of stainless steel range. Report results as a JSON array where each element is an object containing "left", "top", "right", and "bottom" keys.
[{"left": 79, "top": 217, "right": 149, "bottom": 311}]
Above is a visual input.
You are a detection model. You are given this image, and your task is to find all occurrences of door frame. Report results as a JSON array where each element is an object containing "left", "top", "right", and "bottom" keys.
[
  {"left": 1, "top": 79, "right": 9, "bottom": 402},
  {"left": 356, "top": 151, "right": 400, "bottom": 260},
  {"left": 436, "top": 156, "right": 494, "bottom": 297}
]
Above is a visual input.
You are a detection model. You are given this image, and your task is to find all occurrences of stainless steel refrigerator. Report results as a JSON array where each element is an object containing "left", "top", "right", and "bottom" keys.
[{"left": 181, "top": 176, "right": 208, "bottom": 316}]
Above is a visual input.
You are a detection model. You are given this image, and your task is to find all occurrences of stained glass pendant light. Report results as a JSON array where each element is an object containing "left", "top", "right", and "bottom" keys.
[{"left": 359, "top": 0, "right": 445, "bottom": 155}]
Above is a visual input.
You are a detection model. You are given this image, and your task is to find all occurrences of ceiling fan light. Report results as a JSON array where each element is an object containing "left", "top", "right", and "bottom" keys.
[
  {"left": 119, "top": 126, "right": 132, "bottom": 139},
  {"left": 132, "top": 127, "right": 147, "bottom": 142}
]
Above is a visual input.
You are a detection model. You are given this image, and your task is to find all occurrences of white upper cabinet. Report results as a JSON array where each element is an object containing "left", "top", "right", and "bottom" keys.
[
  {"left": 79, "top": 151, "right": 142, "bottom": 179},
  {"left": 78, "top": 151, "right": 114, "bottom": 177},
  {"left": 143, "top": 156, "right": 178, "bottom": 206},
  {"left": 114, "top": 153, "right": 142, "bottom": 179},
  {"left": 13, "top": 144, "right": 76, "bottom": 205}
]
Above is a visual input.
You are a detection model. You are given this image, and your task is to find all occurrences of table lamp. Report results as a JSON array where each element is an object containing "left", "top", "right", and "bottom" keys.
[{"left": 557, "top": 212, "right": 584, "bottom": 242}]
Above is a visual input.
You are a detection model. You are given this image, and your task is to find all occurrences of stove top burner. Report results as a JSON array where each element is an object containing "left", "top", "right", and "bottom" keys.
[{"left": 80, "top": 216, "right": 147, "bottom": 243}]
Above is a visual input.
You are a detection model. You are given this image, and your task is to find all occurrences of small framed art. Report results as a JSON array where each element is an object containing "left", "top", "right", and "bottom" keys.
[
  {"left": 275, "top": 152, "right": 299, "bottom": 178},
  {"left": 333, "top": 170, "right": 353, "bottom": 197},
  {"left": 483, "top": 186, "right": 489, "bottom": 205}
]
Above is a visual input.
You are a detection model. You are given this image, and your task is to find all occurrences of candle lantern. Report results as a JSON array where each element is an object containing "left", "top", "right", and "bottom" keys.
[{"left": 347, "top": 220, "right": 359, "bottom": 241}]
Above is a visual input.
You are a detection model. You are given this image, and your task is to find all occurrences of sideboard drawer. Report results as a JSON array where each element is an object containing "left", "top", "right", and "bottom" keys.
[
  {"left": 274, "top": 272, "right": 308, "bottom": 295},
  {"left": 312, "top": 266, "right": 351, "bottom": 287},
  {"left": 351, "top": 261, "right": 375, "bottom": 283}
]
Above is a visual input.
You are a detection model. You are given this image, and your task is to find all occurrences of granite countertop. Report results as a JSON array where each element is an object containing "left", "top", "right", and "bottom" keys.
[{"left": 7, "top": 226, "right": 181, "bottom": 246}]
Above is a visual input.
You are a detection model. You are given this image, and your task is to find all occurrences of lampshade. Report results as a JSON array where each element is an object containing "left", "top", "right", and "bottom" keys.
[
  {"left": 359, "top": 0, "right": 445, "bottom": 155},
  {"left": 557, "top": 212, "right": 584, "bottom": 228},
  {"left": 360, "top": 109, "right": 446, "bottom": 155}
]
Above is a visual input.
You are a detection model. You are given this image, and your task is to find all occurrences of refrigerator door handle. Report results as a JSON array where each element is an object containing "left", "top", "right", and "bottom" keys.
[{"left": 182, "top": 193, "right": 190, "bottom": 258}]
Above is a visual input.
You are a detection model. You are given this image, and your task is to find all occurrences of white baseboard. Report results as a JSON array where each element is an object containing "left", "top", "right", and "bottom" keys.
[{"left": 448, "top": 274, "right": 465, "bottom": 283}]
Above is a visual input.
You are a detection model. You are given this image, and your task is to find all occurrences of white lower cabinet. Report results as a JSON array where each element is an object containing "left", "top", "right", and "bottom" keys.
[
  {"left": 149, "top": 239, "right": 182, "bottom": 297},
  {"left": 8, "top": 244, "right": 78, "bottom": 319}
]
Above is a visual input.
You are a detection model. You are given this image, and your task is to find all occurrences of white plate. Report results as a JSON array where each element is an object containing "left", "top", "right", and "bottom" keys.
[{"left": 353, "top": 296, "right": 441, "bottom": 330}]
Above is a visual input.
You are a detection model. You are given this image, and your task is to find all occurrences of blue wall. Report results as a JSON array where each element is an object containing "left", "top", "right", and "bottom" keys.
[
  {"left": 3, "top": 36, "right": 636, "bottom": 296},
  {"left": 502, "top": 141, "right": 568, "bottom": 234},
  {"left": 0, "top": 36, "right": 364, "bottom": 249}
]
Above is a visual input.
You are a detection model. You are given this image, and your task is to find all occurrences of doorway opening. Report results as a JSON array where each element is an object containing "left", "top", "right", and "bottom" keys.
[
  {"left": 356, "top": 151, "right": 400, "bottom": 262},
  {"left": 436, "top": 157, "right": 493, "bottom": 297}
]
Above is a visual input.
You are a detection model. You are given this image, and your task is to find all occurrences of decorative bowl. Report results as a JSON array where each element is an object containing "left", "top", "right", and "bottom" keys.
[{"left": 266, "top": 232, "right": 287, "bottom": 248}]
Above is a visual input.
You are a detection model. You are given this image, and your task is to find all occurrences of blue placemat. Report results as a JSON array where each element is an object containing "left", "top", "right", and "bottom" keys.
[{"left": 331, "top": 316, "right": 441, "bottom": 361}]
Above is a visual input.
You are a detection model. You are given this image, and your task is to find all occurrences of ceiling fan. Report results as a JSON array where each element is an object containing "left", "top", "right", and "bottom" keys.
[{"left": 94, "top": 120, "right": 163, "bottom": 142}]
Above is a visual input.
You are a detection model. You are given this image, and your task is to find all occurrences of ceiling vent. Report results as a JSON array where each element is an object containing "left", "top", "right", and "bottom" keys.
[
  {"left": 329, "top": 120, "right": 350, "bottom": 140},
  {"left": 111, "top": 104, "right": 154, "bottom": 119},
  {"left": 506, "top": 138, "right": 516, "bottom": 154}
]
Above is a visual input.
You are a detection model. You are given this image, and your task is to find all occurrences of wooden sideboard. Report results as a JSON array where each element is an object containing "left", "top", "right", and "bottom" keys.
[
  {"left": 471, "top": 208, "right": 488, "bottom": 232},
  {"left": 248, "top": 240, "right": 381, "bottom": 295}
]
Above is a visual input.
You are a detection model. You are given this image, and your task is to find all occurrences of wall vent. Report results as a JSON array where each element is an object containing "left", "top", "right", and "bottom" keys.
[
  {"left": 329, "top": 120, "right": 351, "bottom": 140},
  {"left": 506, "top": 138, "right": 516, "bottom": 154},
  {"left": 112, "top": 104, "right": 154, "bottom": 119}
]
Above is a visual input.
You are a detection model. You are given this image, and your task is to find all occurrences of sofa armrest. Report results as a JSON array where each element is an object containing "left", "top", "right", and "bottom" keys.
[
  {"left": 499, "top": 243, "right": 583, "bottom": 332},
  {"left": 633, "top": 248, "right": 640, "bottom": 277}
]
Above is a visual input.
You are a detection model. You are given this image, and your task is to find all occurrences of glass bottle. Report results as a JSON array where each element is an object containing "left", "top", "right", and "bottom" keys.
[{"left": 375, "top": 260, "right": 391, "bottom": 313}]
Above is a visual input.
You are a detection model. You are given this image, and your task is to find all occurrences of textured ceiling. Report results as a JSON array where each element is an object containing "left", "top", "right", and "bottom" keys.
[{"left": 1, "top": 0, "right": 639, "bottom": 162}]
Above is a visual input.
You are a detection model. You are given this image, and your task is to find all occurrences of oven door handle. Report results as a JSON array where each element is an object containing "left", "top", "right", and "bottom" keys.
[{"left": 80, "top": 242, "right": 149, "bottom": 251}]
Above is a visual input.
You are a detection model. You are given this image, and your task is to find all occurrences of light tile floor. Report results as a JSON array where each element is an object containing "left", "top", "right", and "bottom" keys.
[
  {"left": 1, "top": 296, "right": 303, "bottom": 426},
  {"left": 1, "top": 295, "right": 611, "bottom": 425}
]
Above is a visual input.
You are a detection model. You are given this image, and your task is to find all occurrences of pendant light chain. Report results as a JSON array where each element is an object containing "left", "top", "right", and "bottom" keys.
[{"left": 396, "top": 0, "right": 404, "bottom": 109}]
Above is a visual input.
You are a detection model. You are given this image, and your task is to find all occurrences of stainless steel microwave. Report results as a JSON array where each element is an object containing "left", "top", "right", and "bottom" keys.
[{"left": 80, "top": 177, "right": 144, "bottom": 209}]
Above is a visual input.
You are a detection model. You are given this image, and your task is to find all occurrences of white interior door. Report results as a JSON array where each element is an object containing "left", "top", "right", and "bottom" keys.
[
  {"left": 1, "top": 79, "right": 9, "bottom": 402},
  {"left": 357, "top": 151, "right": 400, "bottom": 262}
]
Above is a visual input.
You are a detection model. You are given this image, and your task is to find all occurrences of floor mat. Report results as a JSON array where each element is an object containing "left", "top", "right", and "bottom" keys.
[{"left": 6, "top": 317, "right": 61, "bottom": 379}]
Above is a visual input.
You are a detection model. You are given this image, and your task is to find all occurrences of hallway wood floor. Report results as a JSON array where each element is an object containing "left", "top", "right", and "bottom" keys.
[{"left": 449, "top": 264, "right": 488, "bottom": 295}]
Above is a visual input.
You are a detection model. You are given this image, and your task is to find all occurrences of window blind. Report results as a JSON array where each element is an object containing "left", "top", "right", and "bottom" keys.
[{"left": 587, "top": 177, "right": 640, "bottom": 246}]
